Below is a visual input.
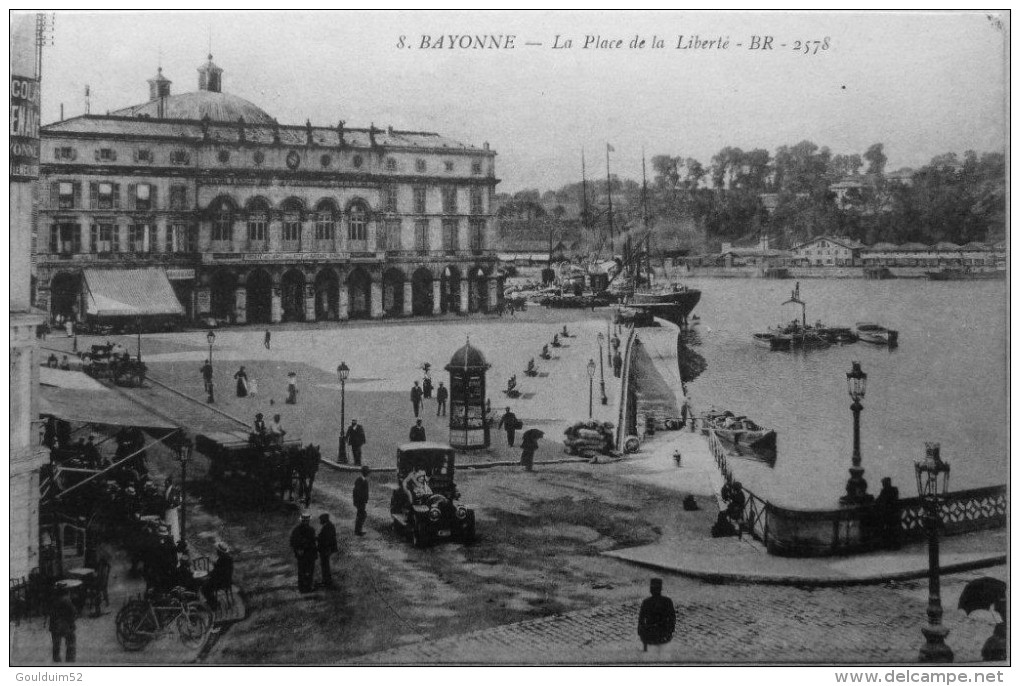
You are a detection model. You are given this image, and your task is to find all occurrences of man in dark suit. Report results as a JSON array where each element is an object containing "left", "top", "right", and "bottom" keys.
[
  {"left": 289, "top": 513, "right": 317, "bottom": 593},
  {"left": 410, "top": 381, "right": 423, "bottom": 417},
  {"left": 497, "top": 407, "right": 519, "bottom": 447},
  {"left": 345, "top": 420, "right": 367, "bottom": 466},
  {"left": 436, "top": 382, "right": 448, "bottom": 416},
  {"left": 352, "top": 466, "right": 370, "bottom": 536},
  {"left": 409, "top": 419, "right": 427, "bottom": 442},
  {"left": 48, "top": 586, "right": 77, "bottom": 663},
  {"left": 202, "top": 541, "right": 234, "bottom": 609},
  {"left": 316, "top": 514, "right": 338, "bottom": 588},
  {"left": 637, "top": 578, "right": 676, "bottom": 654}
]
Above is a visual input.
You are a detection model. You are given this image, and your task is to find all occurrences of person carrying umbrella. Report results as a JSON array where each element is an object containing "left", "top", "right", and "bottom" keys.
[{"left": 520, "top": 428, "right": 543, "bottom": 472}]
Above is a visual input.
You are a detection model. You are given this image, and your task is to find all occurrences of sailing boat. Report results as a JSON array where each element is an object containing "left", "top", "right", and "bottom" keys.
[{"left": 607, "top": 152, "right": 701, "bottom": 327}]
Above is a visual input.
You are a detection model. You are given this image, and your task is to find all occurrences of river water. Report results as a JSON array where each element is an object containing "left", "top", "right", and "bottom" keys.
[{"left": 678, "top": 277, "right": 1008, "bottom": 508}]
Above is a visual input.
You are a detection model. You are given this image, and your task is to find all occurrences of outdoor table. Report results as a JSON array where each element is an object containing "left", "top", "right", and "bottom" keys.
[
  {"left": 67, "top": 567, "right": 94, "bottom": 578},
  {"left": 192, "top": 569, "right": 209, "bottom": 581},
  {"left": 55, "top": 578, "right": 86, "bottom": 613}
]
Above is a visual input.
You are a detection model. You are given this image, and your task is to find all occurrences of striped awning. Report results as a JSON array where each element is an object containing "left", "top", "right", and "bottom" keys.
[{"left": 82, "top": 268, "right": 184, "bottom": 317}]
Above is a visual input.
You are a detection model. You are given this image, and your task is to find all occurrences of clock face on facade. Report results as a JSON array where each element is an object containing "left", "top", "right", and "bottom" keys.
[{"left": 286, "top": 150, "right": 300, "bottom": 170}]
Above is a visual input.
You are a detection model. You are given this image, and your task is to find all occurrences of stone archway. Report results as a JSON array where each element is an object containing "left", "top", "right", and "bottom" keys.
[
  {"left": 382, "top": 267, "right": 404, "bottom": 316},
  {"left": 49, "top": 272, "right": 81, "bottom": 322},
  {"left": 246, "top": 268, "right": 274, "bottom": 324},
  {"left": 210, "top": 270, "right": 238, "bottom": 321},
  {"left": 281, "top": 269, "right": 306, "bottom": 322},
  {"left": 314, "top": 268, "right": 340, "bottom": 321},
  {"left": 347, "top": 268, "right": 372, "bottom": 319},
  {"left": 441, "top": 265, "right": 462, "bottom": 314},
  {"left": 411, "top": 267, "right": 434, "bottom": 316}
]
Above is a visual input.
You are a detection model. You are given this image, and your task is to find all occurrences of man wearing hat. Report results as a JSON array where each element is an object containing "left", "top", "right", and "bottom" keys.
[
  {"left": 316, "top": 514, "right": 338, "bottom": 588},
  {"left": 352, "top": 466, "right": 371, "bottom": 536},
  {"left": 345, "top": 420, "right": 367, "bottom": 466},
  {"left": 409, "top": 419, "right": 427, "bottom": 442},
  {"left": 48, "top": 585, "right": 77, "bottom": 662},
  {"left": 203, "top": 542, "right": 234, "bottom": 610},
  {"left": 637, "top": 578, "right": 676, "bottom": 655},
  {"left": 289, "top": 512, "right": 318, "bottom": 593}
]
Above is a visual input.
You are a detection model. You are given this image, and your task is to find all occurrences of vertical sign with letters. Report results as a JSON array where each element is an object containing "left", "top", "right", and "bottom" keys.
[{"left": 10, "top": 74, "right": 40, "bottom": 180}]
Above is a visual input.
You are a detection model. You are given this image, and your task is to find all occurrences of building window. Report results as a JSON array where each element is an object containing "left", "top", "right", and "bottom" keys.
[
  {"left": 169, "top": 150, "right": 191, "bottom": 165},
  {"left": 97, "top": 148, "right": 117, "bottom": 162},
  {"left": 218, "top": 150, "right": 230, "bottom": 164},
  {"left": 471, "top": 160, "right": 482, "bottom": 175},
  {"left": 91, "top": 223, "right": 116, "bottom": 253},
  {"left": 57, "top": 182, "right": 75, "bottom": 210},
  {"left": 385, "top": 158, "right": 397, "bottom": 171},
  {"left": 444, "top": 160, "right": 454, "bottom": 172},
  {"left": 51, "top": 223, "right": 82, "bottom": 255},
  {"left": 253, "top": 150, "right": 265, "bottom": 166},
  {"left": 129, "top": 224, "right": 150, "bottom": 252},
  {"left": 135, "top": 148, "right": 152, "bottom": 163},
  {"left": 166, "top": 223, "right": 193, "bottom": 253},
  {"left": 92, "top": 182, "right": 120, "bottom": 210},
  {"left": 384, "top": 186, "right": 399, "bottom": 213},
  {"left": 470, "top": 219, "right": 485, "bottom": 251},
  {"left": 348, "top": 205, "right": 368, "bottom": 241},
  {"left": 133, "top": 183, "right": 153, "bottom": 211},
  {"left": 470, "top": 187, "right": 483, "bottom": 215},
  {"left": 169, "top": 185, "right": 188, "bottom": 210},
  {"left": 320, "top": 154, "right": 332, "bottom": 168},
  {"left": 212, "top": 208, "right": 233, "bottom": 242},
  {"left": 315, "top": 212, "right": 335, "bottom": 240},
  {"left": 413, "top": 187, "right": 427, "bottom": 214},
  {"left": 54, "top": 147, "right": 77, "bottom": 161},
  {"left": 442, "top": 219, "right": 458, "bottom": 251},
  {"left": 248, "top": 213, "right": 268, "bottom": 241},
  {"left": 352, "top": 155, "right": 363, "bottom": 169},
  {"left": 415, "top": 159, "right": 426, "bottom": 173},
  {"left": 383, "top": 219, "right": 401, "bottom": 251},
  {"left": 415, "top": 219, "right": 429, "bottom": 252},
  {"left": 442, "top": 186, "right": 458, "bottom": 214},
  {"left": 283, "top": 214, "right": 301, "bottom": 242}
]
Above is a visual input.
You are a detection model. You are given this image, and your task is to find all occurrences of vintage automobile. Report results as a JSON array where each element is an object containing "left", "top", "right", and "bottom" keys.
[{"left": 389, "top": 442, "right": 476, "bottom": 547}]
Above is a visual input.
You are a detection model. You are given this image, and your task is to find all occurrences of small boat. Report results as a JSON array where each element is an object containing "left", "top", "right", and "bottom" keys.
[
  {"left": 856, "top": 322, "right": 899, "bottom": 346},
  {"left": 753, "top": 331, "right": 791, "bottom": 351},
  {"left": 701, "top": 409, "right": 777, "bottom": 452}
]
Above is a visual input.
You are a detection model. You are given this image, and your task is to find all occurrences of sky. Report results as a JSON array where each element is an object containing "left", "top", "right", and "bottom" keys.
[{"left": 23, "top": 10, "right": 1008, "bottom": 193}]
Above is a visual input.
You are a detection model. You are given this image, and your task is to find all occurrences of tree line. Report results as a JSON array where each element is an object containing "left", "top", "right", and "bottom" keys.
[{"left": 498, "top": 142, "right": 1005, "bottom": 251}]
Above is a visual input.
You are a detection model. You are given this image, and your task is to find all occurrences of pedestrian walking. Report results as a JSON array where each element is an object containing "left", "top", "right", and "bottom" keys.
[
  {"left": 410, "top": 381, "right": 423, "bottom": 417},
  {"left": 289, "top": 512, "right": 317, "bottom": 593},
  {"left": 612, "top": 350, "right": 623, "bottom": 378},
  {"left": 436, "top": 382, "right": 448, "bottom": 416},
  {"left": 286, "top": 372, "right": 298, "bottom": 404},
  {"left": 422, "top": 373, "right": 433, "bottom": 399},
  {"left": 353, "top": 466, "right": 370, "bottom": 536},
  {"left": 345, "top": 420, "right": 366, "bottom": 466},
  {"left": 316, "top": 513, "right": 338, "bottom": 588},
  {"left": 201, "top": 359, "right": 213, "bottom": 394},
  {"left": 48, "top": 586, "right": 77, "bottom": 662},
  {"left": 520, "top": 429, "right": 540, "bottom": 471},
  {"left": 409, "top": 419, "right": 427, "bottom": 442},
  {"left": 637, "top": 578, "right": 676, "bottom": 654},
  {"left": 612, "top": 333, "right": 621, "bottom": 352},
  {"left": 497, "top": 407, "right": 519, "bottom": 447},
  {"left": 234, "top": 366, "right": 249, "bottom": 397},
  {"left": 874, "top": 477, "right": 901, "bottom": 550},
  {"left": 264, "top": 329, "right": 271, "bottom": 350}
]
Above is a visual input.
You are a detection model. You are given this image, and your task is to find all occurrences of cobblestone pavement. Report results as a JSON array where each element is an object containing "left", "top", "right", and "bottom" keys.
[{"left": 356, "top": 567, "right": 1006, "bottom": 664}]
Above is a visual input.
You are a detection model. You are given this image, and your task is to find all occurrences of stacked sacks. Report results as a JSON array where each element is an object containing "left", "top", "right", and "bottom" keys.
[{"left": 563, "top": 420, "right": 616, "bottom": 459}]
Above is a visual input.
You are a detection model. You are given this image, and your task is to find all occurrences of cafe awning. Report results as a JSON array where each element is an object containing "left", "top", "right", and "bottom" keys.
[
  {"left": 39, "top": 369, "right": 177, "bottom": 429},
  {"left": 82, "top": 268, "right": 185, "bottom": 318}
]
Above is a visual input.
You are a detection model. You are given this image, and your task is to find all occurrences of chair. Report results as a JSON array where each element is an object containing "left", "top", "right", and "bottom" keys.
[{"left": 191, "top": 556, "right": 210, "bottom": 573}]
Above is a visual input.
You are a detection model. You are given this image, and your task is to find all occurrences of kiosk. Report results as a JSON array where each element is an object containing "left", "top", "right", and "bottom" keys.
[{"left": 445, "top": 339, "right": 491, "bottom": 449}]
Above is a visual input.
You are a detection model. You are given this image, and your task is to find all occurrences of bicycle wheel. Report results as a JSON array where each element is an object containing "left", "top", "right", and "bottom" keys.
[
  {"left": 177, "top": 604, "right": 212, "bottom": 648},
  {"left": 115, "top": 601, "right": 155, "bottom": 651}
]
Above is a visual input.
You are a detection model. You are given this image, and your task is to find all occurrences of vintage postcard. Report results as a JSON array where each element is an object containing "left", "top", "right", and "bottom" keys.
[{"left": 8, "top": 10, "right": 1008, "bottom": 672}]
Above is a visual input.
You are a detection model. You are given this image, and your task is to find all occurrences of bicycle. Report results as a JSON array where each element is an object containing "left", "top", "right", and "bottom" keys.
[{"left": 115, "top": 587, "right": 213, "bottom": 651}]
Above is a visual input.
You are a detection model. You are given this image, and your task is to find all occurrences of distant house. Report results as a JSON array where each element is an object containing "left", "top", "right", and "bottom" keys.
[
  {"left": 718, "top": 235, "right": 792, "bottom": 268},
  {"left": 790, "top": 236, "right": 863, "bottom": 266}
]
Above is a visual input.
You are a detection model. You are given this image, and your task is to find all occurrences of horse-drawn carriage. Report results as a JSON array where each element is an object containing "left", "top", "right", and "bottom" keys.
[
  {"left": 81, "top": 344, "right": 147, "bottom": 387},
  {"left": 195, "top": 430, "right": 321, "bottom": 505}
]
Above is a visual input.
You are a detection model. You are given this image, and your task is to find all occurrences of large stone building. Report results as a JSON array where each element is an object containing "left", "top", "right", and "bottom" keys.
[{"left": 36, "top": 56, "right": 501, "bottom": 326}]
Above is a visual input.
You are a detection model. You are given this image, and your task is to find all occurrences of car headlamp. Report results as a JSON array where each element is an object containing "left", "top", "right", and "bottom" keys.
[
  {"left": 455, "top": 505, "right": 468, "bottom": 520},
  {"left": 429, "top": 507, "right": 442, "bottom": 521}
]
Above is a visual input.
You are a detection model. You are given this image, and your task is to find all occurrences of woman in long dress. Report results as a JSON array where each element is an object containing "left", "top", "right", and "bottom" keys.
[{"left": 234, "top": 366, "right": 249, "bottom": 397}]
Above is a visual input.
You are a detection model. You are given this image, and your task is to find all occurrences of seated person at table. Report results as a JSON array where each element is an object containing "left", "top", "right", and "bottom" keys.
[
  {"left": 525, "top": 358, "right": 537, "bottom": 376},
  {"left": 540, "top": 344, "right": 551, "bottom": 360},
  {"left": 402, "top": 466, "right": 433, "bottom": 506},
  {"left": 202, "top": 542, "right": 234, "bottom": 610},
  {"left": 562, "top": 325, "right": 571, "bottom": 337},
  {"left": 551, "top": 334, "right": 561, "bottom": 347},
  {"left": 47, "top": 353, "right": 59, "bottom": 368},
  {"left": 506, "top": 375, "right": 517, "bottom": 392},
  {"left": 59, "top": 355, "right": 71, "bottom": 371}
]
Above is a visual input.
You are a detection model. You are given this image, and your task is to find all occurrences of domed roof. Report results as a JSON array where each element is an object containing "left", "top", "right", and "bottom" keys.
[
  {"left": 112, "top": 90, "right": 275, "bottom": 125},
  {"left": 446, "top": 341, "right": 490, "bottom": 371}
]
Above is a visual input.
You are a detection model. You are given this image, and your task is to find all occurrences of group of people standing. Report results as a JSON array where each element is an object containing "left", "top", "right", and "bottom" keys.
[{"left": 410, "top": 370, "right": 448, "bottom": 418}]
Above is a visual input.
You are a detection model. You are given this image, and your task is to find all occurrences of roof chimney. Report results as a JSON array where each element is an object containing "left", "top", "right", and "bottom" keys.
[
  {"left": 198, "top": 54, "right": 223, "bottom": 93},
  {"left": 148, "top": 67, "right": 172, "bottom": 102}
]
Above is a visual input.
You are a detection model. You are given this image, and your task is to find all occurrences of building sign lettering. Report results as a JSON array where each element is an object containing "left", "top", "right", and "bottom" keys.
[{"left": 10, "top": 74, "right": 40, "bottom": 180}]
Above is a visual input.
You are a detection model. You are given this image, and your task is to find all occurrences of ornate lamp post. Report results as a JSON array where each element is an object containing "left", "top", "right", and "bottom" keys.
[
  {"left": 587, "top": 358, "right": 596, "bottom": 419},
  {"left": 915, "top": 443, "right": 953, "bottom": 663},
  {"left": 173, "top": 434, "right": 194, "bottom": 542},
  {"left": 206, "top": 330, "right": 216, "bottom": 404},
  {"left": 596, "top": 333, "right": 608, "bottom": 405},
  {"left": 840, "top": 361, "right": 871, "bottom": 504},
  {"left": 336, "top": 362, "right": 350, "bottom": 463}
]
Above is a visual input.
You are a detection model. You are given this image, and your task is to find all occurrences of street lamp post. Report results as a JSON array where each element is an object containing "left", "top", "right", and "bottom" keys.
[
  {"left": 596, "top": 333, "right": 607, "bottom": 405},
  {"left": 587, "top": 358, "right": 596, "bottom": 419},
  {"left": 840, "top": 361, "right": 871, "bottom": 505},
  {"left": 173, "top": 434, "right": 194, "bottom": 543},
  {"left": 915, "top": 442, "right": 953, "bottom": 663},
  {"left": 336, "top": 362, "right": 350, "bottom": 463},
  {"left": 136, "top": 317, "right": 143, "bottom": 362},
  {"left": 206, "top": 330, "right": 216, "bottom": 404}
]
